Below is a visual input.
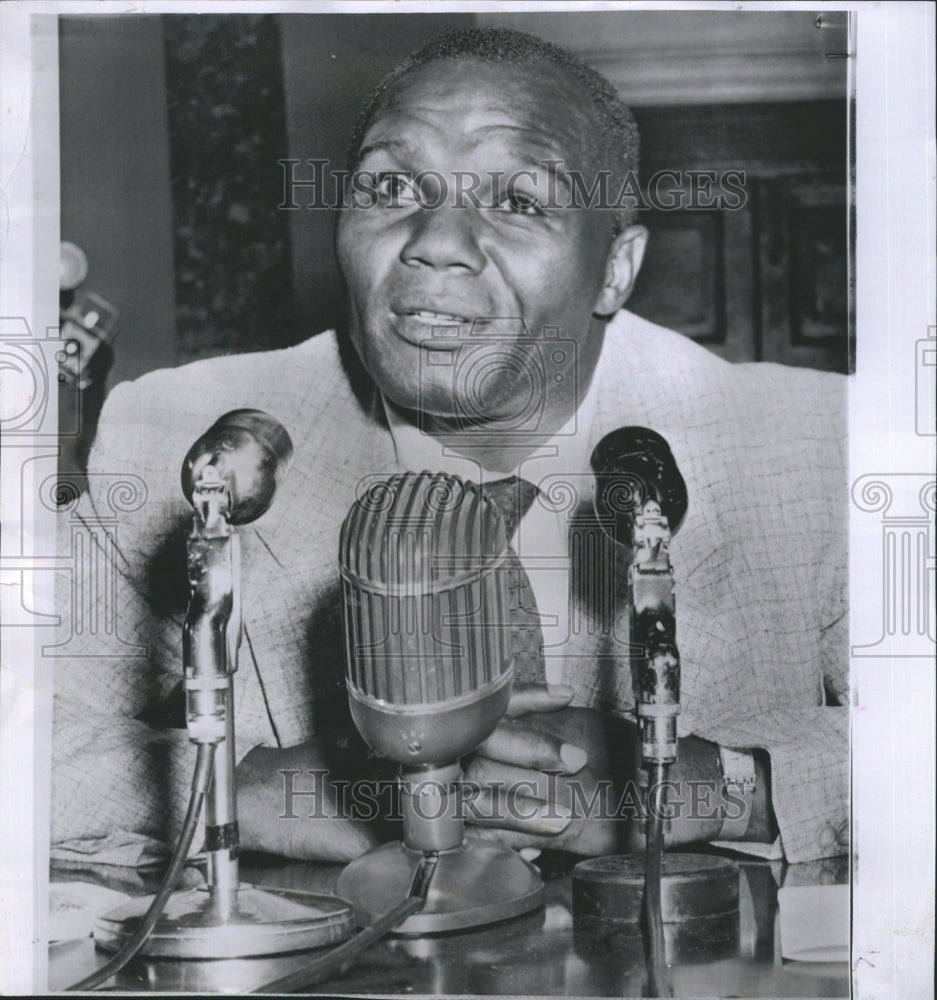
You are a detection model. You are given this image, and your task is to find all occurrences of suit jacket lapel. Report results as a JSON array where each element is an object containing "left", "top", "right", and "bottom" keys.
[{"left": 235, "top": 335, "right": 399, "bottom": 746}]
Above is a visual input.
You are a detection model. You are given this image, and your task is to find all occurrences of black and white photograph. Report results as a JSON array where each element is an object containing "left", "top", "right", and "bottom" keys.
[{"left": 0, "top": 3, "right": 933, "bottom": 997}]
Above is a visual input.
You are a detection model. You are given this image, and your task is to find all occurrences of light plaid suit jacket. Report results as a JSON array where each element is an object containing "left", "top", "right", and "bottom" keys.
[{"left": 51, "top": 310, "right": 848, "bottom": 864}]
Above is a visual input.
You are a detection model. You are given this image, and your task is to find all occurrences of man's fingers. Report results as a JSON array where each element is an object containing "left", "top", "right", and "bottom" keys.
[
  {"left": 475, "top": 717, "right": 587, "bottom": 774},
  {"left": 505, "top": 683, "right": 575, "bottom": 718},
  {"left": 463, "top": 755, "right": 552, "bottom": 796},
  {"left": 460, "top": 784, "right": 571, "bottom": 837},
  {"left": 464, "top": 825, "right": 564, "bottom": 851}
]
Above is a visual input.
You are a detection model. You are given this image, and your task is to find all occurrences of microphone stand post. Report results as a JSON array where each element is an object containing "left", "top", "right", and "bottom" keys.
[
  {"left": 184, "top": 467, "right": 240, "bottom": 912},
  {"left": 93, "top": 416, "right": 356, "bottom": 961},
  {"left": 336, "top": 754, "right": 545, "bottom": 935},
  {"left": 573, "top": 430, "right": 742, "bottom": 997}
]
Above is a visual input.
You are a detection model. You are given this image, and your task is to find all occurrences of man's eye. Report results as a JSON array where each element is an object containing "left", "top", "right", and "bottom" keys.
[
  {"left": 494, "top": 189, "right": 544, "bottom": 216},
  {"left": 375, "top": 173, "right": 417, "bottom": 205}
]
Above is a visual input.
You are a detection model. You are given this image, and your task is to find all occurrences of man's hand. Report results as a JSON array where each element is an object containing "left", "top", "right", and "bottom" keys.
[
  {"left": 463, "top": 685, "right": 776, "bottom": 856},
  {"left": 462, "top": 684, "right": 640, "bottom": 856},
  {"left": 236, "top": 733, "right": 387, "bottom": 862}
]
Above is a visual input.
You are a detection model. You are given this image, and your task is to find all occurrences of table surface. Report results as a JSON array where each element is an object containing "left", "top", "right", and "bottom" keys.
[{"left": 49, "top": 851, "right": 849, "bottom": 996}]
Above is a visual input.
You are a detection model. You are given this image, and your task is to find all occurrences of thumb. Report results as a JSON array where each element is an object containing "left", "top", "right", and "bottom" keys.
[{"left": 505, "top": 683, "right": 575, "bottom": 718}]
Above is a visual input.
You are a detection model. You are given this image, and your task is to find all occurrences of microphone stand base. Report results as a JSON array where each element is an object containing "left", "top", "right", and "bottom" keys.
[
  {"left": 93, "top": 884, "right": 356, "bottom": 959},
  {"left": 336, "top": 840, "right": 545, "bottom": 934}
]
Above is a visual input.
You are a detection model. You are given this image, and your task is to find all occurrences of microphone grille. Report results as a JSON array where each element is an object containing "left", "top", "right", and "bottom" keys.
[
  {"left": 339, "top": 471, "right": 512, "bottom": 705},
  {"left": 590, "top": 426, "right": 688, "bottom": 540}
]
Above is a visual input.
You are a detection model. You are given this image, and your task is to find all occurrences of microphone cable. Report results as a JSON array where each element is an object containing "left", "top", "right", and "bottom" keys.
[
  {"left": 252, "top": 852, "right": 439, "bottom": 995},
  {"left": 644, "top": 762, "right": 672, "bottom": 998},
  {"left": 66, "top": 742, "right": 216, "bottom": 992}
]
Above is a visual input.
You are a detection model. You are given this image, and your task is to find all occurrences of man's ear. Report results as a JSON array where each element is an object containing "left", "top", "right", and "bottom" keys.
[{"left": 593, "top": 225, "right": 648, "bottom": 317}]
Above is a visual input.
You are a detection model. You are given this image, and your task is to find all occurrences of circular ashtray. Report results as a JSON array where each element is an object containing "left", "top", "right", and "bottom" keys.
[{"left": 572, "top": 853, "right": 740, "bottom": 926}]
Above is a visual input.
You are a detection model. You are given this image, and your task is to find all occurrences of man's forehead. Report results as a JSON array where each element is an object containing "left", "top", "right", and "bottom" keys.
[{"left": 360, "top": 57, "right": 599, "bottom": 165}]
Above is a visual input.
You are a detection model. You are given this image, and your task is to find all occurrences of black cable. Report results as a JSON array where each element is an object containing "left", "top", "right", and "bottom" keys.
[
  {"left": 252, "top": 894, "right": 422, "bottom": 995},
  {"left": 253, "top": 854, "right": 438, "bottom": 995},
  {"left": 645, "top": 762, "right": 671, "bottom": 998},
  {"left": 66, "top": 742, "right": 216, "bottom": 992}
]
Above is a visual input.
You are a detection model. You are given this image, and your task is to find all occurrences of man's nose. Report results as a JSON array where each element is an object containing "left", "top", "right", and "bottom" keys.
[{"left": 399, "top": 200, "right": 486, "bottom": 274}]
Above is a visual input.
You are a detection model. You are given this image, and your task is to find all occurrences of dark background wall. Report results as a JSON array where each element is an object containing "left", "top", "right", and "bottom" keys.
[
  {"left": 59, "top": 16, "right": 177, "bottom": 385},
  {"left": 58, "top": 11, "right": 849, "bottom": 395},
  {"left": 280, "top": 13, "right": 475, "bottom": 342}
]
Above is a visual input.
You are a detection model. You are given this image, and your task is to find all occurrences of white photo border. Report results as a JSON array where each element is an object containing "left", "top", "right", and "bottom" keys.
[{"left": 0, "top": 2, "right": 933, "bottom": 996}]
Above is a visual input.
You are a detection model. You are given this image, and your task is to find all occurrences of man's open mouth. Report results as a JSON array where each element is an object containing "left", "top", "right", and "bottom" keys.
[{"left": 401, "top": 308, "right": 470, "bottom": 324}]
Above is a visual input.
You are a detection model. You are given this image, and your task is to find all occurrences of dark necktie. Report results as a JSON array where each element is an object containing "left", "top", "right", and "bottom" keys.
[{"left": 483, "top": 476, "right": 545, "bottom": 685}]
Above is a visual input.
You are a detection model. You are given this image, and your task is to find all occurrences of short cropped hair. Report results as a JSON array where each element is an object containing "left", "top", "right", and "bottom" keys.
[{"left": 347, "top": 26, "right": 640, "bottom": 230}]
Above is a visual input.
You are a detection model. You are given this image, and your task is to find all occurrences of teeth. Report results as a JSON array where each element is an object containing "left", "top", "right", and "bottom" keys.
[{"left": 410, "top": 310, "right": 466, "bottom": 323}]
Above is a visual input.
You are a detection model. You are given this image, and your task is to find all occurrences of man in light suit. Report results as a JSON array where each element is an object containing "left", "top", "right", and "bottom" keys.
[{"left": 52, "top": 28, "right": 847, "bottom": 867}]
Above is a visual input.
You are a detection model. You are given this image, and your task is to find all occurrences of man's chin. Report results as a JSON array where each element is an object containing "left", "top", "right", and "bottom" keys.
[
  {"left": 359, "top": 343, "right": 529, "bottom": 428},
  {"left": 380, "top": 383, "right": 458, "bottom": 423}
]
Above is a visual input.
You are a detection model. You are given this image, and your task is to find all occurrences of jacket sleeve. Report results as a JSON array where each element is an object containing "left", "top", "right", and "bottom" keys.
[
  {"left": 693, "top": 384, "right": 850, "bottom": 864},
  {"left": 49, "top": 380, "right": 192, "bottom": 863},
  {"left": 693, "top": 707, "right": 848, "bottom": 863}
]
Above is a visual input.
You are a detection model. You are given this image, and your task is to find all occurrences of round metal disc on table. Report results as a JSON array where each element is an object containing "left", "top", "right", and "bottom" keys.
[
  {"left": 94, "top": 885, "right": 356, "bottom": 959},
  {"left": 572, "top": 853, "right": 740, "bottom": 925},
  {"left": 336, "top": 840, "right": 544, "bottom": 934}
]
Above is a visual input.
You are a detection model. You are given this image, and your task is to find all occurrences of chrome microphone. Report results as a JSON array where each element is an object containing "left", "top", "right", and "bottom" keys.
[
  {"left": 576, "top": 428, "right": 739, "bottom": 988},
  {"left": 94, "top": 410, "right": 356, "bottom": 964},
  {"left": 591, "top": 427, "right": 687, "bottom": 765},
  {"left": 178, "top": 410, "right": 294, "bottom": 746},
  {"left": 339, "top": 470, "right": 513, "bottom": 766},
  {"left": 181, "top": 408, "right": 294, "bottom": 526},
  {"left": 335, "top": 471, "right": 544, "bottom": 933},
  {"left": 591, "top": 426, "right": 688, "bottom": 548}
]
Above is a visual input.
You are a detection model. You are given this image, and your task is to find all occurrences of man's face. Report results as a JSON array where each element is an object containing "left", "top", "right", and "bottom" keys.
[{"left": 336, "top": 58, "right": 626, "bottom": 428}]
